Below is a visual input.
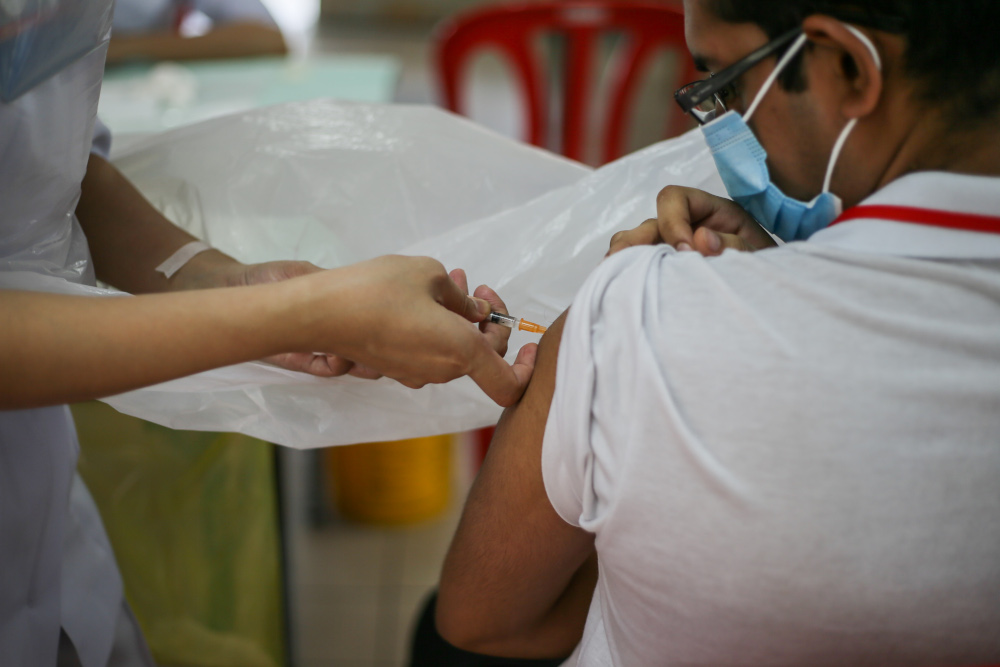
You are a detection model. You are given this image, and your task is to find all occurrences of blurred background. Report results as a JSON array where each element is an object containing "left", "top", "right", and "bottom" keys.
[
  {"left": 100, "top": 0, "right": 688, "bottom": 161},
  {"left": 80, "top": 2, "right": 690, "bottom": 666}
]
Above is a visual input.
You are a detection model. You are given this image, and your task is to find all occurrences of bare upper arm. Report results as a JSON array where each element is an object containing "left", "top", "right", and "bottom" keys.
[{"left": 437, "top": 310, "right": 596, "bottom": 657}]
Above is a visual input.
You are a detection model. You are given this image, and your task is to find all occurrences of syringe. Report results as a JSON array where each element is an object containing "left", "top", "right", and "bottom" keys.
[{"left": 487, "top": 311, "right": 548, "bottom": 334}]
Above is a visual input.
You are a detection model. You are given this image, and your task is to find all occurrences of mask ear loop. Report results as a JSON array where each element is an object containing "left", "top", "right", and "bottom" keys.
[
  {"left": 744, "top": 33, "right": 809, "bottom": 122},
  {"left": 821, "top": 26, "right": 883, "bottom": 194},
  {"left": 822, "top": 119, "right": 858, "bottom": 193}
]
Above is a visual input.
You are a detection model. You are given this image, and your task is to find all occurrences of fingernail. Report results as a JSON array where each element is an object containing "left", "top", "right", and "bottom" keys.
[
  {"left": 677, "top": 242, "right": 693, "bottom": 252},
  {"left": 705, "top": 230, "right": 721, "bottom": 252},
  {"left": 476, "top": 298, "right": 491, "bottom": 316}
]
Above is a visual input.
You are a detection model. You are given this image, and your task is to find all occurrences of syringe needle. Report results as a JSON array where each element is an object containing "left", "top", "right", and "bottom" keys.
[{"left": 518, "top": 319, "right": 547, "bottom": 334}]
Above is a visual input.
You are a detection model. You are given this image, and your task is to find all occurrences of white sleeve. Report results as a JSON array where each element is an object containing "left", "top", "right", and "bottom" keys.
[
  {"left": 90, "top": 117, "right": 112, "bottom": 159},
  {"left": 542, "top": 245, "right": 669, "bottom": 531},
  {"left": 192, "top": 0, "right": 277, "bottom": 26}
]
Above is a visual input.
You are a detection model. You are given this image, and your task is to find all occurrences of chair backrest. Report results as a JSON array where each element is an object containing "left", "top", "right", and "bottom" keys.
[{"left": 434, "top": 0, "right": 695, "bottom": 165}]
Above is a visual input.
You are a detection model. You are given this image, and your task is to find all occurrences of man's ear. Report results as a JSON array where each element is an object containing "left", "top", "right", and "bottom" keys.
[{"left": 802, "top": 15, "right": 883, "bottom": 120}]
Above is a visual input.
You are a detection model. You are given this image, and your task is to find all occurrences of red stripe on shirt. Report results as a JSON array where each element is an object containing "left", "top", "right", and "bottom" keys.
[{"left": 832, "top": 205, "right": 1000, "bottom": 235}]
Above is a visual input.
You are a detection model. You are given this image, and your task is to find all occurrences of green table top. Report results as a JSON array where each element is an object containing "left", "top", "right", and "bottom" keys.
[{"left": 99, "top": 54, "right": 401, "bottom": 136}]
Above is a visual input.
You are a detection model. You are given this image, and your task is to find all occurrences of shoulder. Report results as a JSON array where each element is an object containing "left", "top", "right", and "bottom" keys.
[
  {"left": 559, "top": 244, "right": 809, "bottom": 365},
  {"left": 543, "top": 245, "right": 772, "bottom": 527},
  {"left": 541, "top": 242, "right": 856, "bottom": 529}
]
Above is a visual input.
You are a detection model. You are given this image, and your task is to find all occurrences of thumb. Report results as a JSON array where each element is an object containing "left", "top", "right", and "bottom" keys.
[{"left": 436, "top": 272, "right": 491, "bottom": 322}]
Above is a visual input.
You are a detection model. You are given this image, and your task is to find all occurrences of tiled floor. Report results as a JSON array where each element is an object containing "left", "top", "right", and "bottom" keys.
[
  {"left": 282, "top": 434, "right": 477, "bottom": 667},
  {"left": 292, "top": 503, "right": 463, "bottom": 667}
]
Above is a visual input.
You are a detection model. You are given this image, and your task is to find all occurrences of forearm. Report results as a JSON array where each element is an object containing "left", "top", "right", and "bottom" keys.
[
  {"left": 105, "top": 23, "right": 286, "bottom": 65},
  {"left": 441, "top": 513, "right": 597, "bottom": 658},
  {"left": 453, "top": 554, "right": 598, "bottom": 659},
  {"left": 438, "top": 313, "right": 596, "bottom": 658},
  {"left": 1, "top": 254, "right": 533, "bottom": 409},
  {"left": 76, "top": 154, "right": 247, "bottom": 294},
  {"left": 0, "top": 283, "right": 295, "bottom": 409}
]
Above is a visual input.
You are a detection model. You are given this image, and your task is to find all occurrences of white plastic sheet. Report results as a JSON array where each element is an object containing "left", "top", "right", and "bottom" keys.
[{"left": 5, "top": 100, "right": 725, "bottom": 448}]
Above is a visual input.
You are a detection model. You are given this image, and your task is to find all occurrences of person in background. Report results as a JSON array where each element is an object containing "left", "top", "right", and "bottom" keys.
[
  {"left": 106, "top": 0, "right": 287, "bottom": 65},
  {"left": 435, "top": 0, "right": 1000, "bottom": 665}
]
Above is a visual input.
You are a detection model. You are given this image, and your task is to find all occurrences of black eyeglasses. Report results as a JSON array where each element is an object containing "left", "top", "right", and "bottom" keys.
[{"left": 674, "top": 27, "right": 803, "bottom": 125}]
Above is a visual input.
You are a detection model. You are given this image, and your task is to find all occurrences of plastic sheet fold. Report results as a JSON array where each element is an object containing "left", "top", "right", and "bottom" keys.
[{"left": 2, "top": 100, "right": 725, "bottom": 448}]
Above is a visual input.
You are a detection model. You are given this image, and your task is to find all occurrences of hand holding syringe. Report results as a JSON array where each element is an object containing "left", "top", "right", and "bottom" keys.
[
  {"left": 315, "top": 309, "right": 546, "bottom": 358},
  {"left": 487, "top": 311, "right": 548, "bottom": 334}
]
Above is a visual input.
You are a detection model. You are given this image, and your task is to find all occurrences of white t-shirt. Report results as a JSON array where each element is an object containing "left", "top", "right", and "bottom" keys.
[
  {"left": 113, "top": 0, "right": 276, "bottom": 35},
  {"left": 543, "top": 172, "right": 1000, "bottom": 667}
]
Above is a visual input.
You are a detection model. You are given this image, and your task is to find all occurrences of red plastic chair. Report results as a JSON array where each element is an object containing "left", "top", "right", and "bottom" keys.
[{"left": 434, "top": 0, "right": 695, "bottom": 165}]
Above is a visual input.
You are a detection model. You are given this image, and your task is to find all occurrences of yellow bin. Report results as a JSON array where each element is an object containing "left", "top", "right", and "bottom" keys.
[{"left": 326, "top": 435, "right": 452, "bottom": 525}]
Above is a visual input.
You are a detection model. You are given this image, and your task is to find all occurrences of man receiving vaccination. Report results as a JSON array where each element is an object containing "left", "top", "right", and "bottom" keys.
[{"left": 437, "top": 1, "right": 1000, "bottom": 665}]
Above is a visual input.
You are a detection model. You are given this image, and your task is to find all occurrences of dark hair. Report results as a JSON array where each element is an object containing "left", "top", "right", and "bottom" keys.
[{"left": 709, "top": 0, "right": 1000, "bottom": 121}]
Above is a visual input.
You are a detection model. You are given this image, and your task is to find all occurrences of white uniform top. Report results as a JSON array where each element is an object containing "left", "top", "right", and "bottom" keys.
[
  {"left": 0, "top": 7, "right": 134, "bottom": 666},
  {"left": 543, "top": 172, "right": 1000, "bottom": 667},
  {"left": 113, "top": 0, "right": 276, "bottom": 35}
]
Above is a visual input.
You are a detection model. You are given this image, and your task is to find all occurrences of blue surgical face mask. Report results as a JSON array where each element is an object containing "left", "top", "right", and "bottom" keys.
[
  {"left": 702, "top": 27, "right": 882, "bottom": 242},
  {"left": 0, "top": 0, "right": 113, "bottom": 103}
]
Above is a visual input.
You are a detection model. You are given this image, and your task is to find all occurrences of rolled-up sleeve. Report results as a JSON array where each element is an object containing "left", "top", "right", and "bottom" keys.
[{"left": 542, "top": 246, "right": 665, "bottom": 531}]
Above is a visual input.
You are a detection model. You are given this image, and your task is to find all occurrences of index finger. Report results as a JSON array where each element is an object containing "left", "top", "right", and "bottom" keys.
[
  {"left": 606, "top": 219, "right": 662, "bottom": 257},
  {"left": 656, "top": 185, "right": 775, "bottom": 251},
  {"left": 654, "top": 185, "right": 732, "bottom": 247}
]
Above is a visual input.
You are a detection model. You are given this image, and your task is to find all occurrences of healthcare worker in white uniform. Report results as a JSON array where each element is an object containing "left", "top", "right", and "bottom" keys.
[
  {"left": 107, "top": 0, "right": 286, "bottom": 64},
  {"left": 0, "top": 2, "right": 536, "bottom": 665}
]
